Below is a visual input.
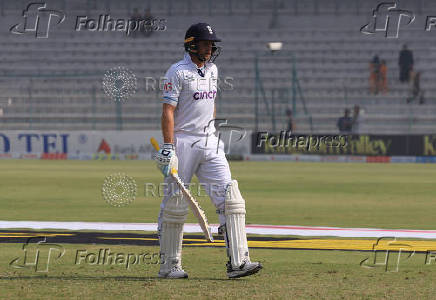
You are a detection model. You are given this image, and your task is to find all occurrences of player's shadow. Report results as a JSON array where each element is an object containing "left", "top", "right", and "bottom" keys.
[{"left": 0, "top": 275, "right": 230, "bottom": 281}]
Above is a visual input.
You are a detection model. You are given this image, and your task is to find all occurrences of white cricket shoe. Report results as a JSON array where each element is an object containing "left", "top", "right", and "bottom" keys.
[
  {"left": 158, "top": 266, "right": 188, "bottom": 279},
  {"left": 227, "top": 260, "right": 262, "bottom": 279}
]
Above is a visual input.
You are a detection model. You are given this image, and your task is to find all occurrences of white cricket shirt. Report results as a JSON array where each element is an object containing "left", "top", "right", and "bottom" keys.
[{"left": 162, "top": 52, "right": 218, "bottom": 136}]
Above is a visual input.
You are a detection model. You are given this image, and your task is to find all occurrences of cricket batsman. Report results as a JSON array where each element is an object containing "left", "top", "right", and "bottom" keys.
[{"left": 153, "top": 23, "right": 262, "bottom": 279}]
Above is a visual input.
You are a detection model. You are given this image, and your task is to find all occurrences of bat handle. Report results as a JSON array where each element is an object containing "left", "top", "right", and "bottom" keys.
[{"left": 150, "top": 137, "right": 160, "bottom": 151}]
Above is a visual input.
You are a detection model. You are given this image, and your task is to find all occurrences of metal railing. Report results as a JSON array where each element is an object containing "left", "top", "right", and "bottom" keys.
[{"left": 254, "top": 50, "right": 313, "bottom": 133}]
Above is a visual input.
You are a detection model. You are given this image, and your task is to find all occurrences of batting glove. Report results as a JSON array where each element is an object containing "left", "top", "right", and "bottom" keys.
[{"left": 153, "top": 143, "right": 178, "bottom": 177}]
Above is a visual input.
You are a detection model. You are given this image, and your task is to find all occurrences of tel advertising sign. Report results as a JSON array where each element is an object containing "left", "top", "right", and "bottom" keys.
[{"left": 0, "top": 131, "right": 161, "bottom": 160}]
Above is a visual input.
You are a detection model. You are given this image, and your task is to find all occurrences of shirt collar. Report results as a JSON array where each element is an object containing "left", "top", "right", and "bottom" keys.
[{"left": 184, "top": 52, "right": 208, "bottom": 71}]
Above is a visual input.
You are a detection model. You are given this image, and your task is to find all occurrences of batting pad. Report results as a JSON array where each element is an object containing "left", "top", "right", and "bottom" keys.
[
  {"left": 159, "top": 191, "right": 188, "bottom": 273},
  {"left": 224, "top": 180, "right": 250, "bottom": 268}
]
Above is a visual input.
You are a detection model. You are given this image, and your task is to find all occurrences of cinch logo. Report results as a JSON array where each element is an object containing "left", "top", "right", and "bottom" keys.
[
  {"left": 10, "top": 2, "right": 66, "bottom": 38},
  {"left": 193, "top": 90, "right": 217, "bottom": 100},
  {"left": 361, "top": 2, "right": 415, "bottom": 38}
]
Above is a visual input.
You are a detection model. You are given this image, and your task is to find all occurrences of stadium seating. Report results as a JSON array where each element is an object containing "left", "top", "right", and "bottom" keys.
[{"left": 0, "top": 0, "right": 435, "bottom": 133}]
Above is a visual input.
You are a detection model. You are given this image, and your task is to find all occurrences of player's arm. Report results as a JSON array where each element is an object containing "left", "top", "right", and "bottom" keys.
[
  {"left": 162, "top": 103, "right": 176, "bottom": 144},
  {"left": 154, "top": 66, "right": 181, "bottom": 177},
  {"left": 160, "top": 66, "right": 181, "bottom": 144},
  {"left": 154, "top": 103, "right": 178, "bottom": 177}
]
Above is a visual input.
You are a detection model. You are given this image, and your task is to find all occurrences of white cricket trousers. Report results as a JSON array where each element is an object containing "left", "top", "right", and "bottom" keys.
[{"left": 157, "top": 132, "right": 232, "bottom": 230}]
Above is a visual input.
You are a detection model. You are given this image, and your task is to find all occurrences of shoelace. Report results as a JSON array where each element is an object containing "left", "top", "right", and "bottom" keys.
[{"left": 170, "top": 266, "right": 184, "bottom": 273}]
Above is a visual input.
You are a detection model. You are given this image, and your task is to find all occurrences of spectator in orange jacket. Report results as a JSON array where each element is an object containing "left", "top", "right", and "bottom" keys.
[
  {"left": 369, "top": 55, "right": 381, "bottom": 94},
  {"left": 380, "top": 60, "right": 388, "bottom": 93}
]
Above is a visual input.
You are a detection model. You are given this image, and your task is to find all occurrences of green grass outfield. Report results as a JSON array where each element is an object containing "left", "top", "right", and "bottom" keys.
[
  {"left": 0, "top": 160, "right": 435, "bottom": 229},
  {"left": 1, "top": 244, "right": 436, "bottom": 299},
  {"left": 1, "top": 160, "right": 436, "bottom": 299}
]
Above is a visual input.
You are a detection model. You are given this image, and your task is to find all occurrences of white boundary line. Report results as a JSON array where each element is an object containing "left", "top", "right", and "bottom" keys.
[{"left": 1, "top": 221, "right": 436, "bottom": 239}]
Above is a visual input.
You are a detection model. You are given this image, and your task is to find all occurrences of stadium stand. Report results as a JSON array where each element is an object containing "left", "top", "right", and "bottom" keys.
[{"left": 0, "top": 0, "right": 435, "bottom": 133}]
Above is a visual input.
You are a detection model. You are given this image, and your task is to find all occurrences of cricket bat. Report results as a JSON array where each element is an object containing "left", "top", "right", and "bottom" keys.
[{"left": 150, "top": 137, "right": 214, "bottom": 242}]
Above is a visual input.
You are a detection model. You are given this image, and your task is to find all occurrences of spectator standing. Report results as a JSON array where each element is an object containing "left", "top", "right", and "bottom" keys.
[
  {"left": 399, "top": 44, "right": 414, "bottom": 83},
  {"left": 369, "top": 55, "right": 381, "bottom": 94},
  {"left": 337, "top": 109, "right": 353, "bottom": 133},
  {"left": 130, "top": 8, "right": 142, "bottom": 38},
  {"left": 380, "top": 60, "right": 388, "bottom": 93},
  {"left": 407, "top": 71, "right": 425, "bottom": 104},
  {"left": 285, "top": 108, "right": 295, "bottom": 133},
  {"left": 352, "top": 105, "right": 365, "bottom": 134},
  {"left": 142, "top": 8, "right": 154, "bottom": 38}
]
